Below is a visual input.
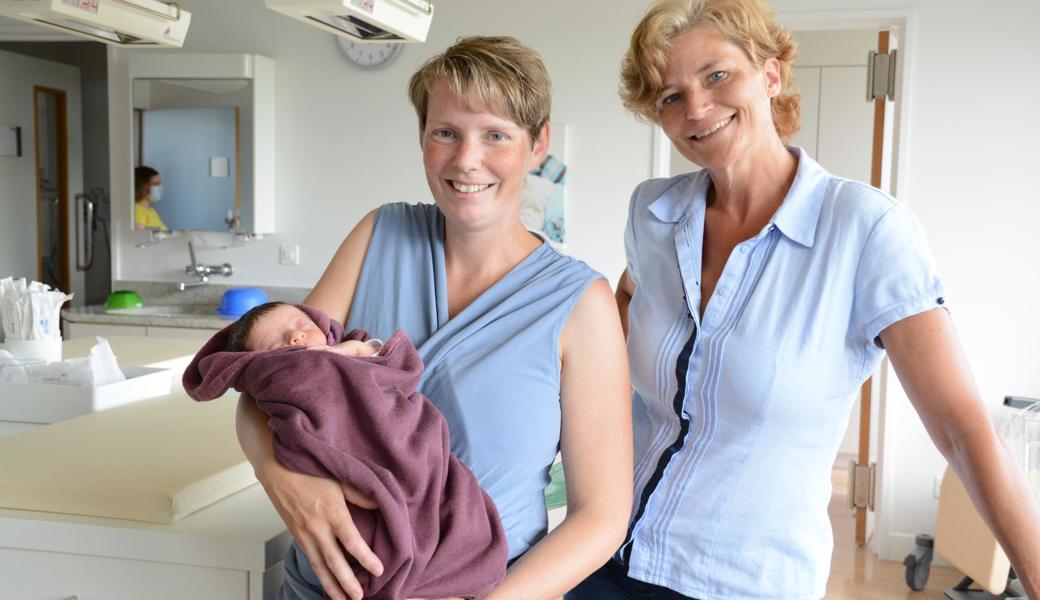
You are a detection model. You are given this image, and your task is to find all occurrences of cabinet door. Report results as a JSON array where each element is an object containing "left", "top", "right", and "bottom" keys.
[
  {"left": 790, "top": 66, "right": 821, "bottom": 158},
  {"left": 817, "top": 65, "right": 873, "bottom": 184},
  {"left": 0, "top": 421, "right": 41, "bottom": 439},
  {"left": 0, "top": 546, "right": 248, "bottom": 600},
  {"left": 147, "top": 326, "right": 221, "bottom": 339},
  {"left": 64, "top": 322, "right": 148, "bottom": 340}
]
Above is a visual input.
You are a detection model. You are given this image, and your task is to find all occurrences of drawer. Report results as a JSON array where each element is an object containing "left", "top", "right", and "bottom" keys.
[
  {"left": 0, "top": 421, "right": 41, "bottom": 439},
  {"left": 64, "top": 322, "right": 148, "bottom": 340},
  {"left": 0, "top": 546, "right": 248, "bottom": 600},
  {"left": 146, "top": 326, "right": 220, "bottom": 339}
]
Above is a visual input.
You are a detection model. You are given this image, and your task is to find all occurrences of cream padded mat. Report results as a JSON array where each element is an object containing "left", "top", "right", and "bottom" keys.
[{"left": 0, "top": 391, "right": 256, "bottom": 524}]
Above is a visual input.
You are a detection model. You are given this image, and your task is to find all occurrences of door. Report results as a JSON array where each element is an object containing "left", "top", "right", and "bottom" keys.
[{"left": 33, "top": 86, "right": 70, "bottom": 295}]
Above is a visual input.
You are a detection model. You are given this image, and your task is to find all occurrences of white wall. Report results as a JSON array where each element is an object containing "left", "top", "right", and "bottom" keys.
[
  {"left": 108, "top": 0, "right": 652, "bottom": 287},
  {"left": 103, "top": 0, "right": 1040, "bottom": 563},
  {"left": 0, "top": 49, "right": 84, "bottom": 302}
]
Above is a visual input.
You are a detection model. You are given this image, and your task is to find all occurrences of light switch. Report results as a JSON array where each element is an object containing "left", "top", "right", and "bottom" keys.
[
  {"left": 279, "top": 244, "right": 300, "bottom": 266},
  {"left": 210, "top": 156, "right": 229, "bottom": 177},
  {"left": 0, "top": 126, "right": 21, "bottom": 157}
]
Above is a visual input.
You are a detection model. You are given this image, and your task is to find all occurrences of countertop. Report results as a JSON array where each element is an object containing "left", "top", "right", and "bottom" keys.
[{"left": 62, "top": 280, "right": 310, "bottom": 330}]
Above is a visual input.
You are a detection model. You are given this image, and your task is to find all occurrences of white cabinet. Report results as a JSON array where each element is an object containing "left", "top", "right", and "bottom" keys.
[
  {"left": 0, "top": 546, "right": 247, "bottom": 600},
  {"left": 65, "top": 321, "right": 217, "bottom": 340},
  {"left": 790, "top": 65, "right": 873, "bottom": 183},
  {"left": 65, "top": 321, "right": 148, "bottom": 339},
  {"left": 147, "top": 325, "right": 221, "bottom": 339},
  {"left": 0, "top": 485, "right": 289, "bottom": 600}
]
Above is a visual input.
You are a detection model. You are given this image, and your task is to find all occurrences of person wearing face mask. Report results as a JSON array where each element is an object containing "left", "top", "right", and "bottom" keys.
[{"left": 134, "top": 165, "right": 169, "bottom": 231}]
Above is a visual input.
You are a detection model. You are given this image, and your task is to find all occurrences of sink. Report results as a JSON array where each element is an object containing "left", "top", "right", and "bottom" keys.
[{"left": 105, "top": 305, "right": 218, "bottom": 317}]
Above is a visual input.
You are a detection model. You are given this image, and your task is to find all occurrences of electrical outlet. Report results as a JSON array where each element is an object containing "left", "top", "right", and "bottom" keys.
[
  {"left": 933, "top": 475, "right": 943, "bottom": 499},
  {"left": 279, "top": 244, "right": 299, "bottom": 266}
]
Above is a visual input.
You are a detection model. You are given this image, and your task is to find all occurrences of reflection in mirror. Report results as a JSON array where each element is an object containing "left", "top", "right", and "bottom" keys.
[{"left": 131, "top": 78, "right": 253, "bottom": 233}]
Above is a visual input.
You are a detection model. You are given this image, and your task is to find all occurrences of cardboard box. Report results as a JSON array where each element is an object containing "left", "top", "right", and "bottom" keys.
[{"left": 0, "top": 366, "right": 173, "bottom": 424}]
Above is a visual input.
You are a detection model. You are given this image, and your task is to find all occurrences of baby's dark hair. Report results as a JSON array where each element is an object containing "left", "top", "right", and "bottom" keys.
[{"left": 225, "top": 301, "right": 289, "bottom": 352}]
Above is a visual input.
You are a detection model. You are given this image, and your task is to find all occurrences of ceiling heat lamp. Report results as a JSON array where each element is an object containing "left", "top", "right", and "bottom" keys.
[
  {"left": 0, "top": 0, "right": 190, "bottom": 47},
  {"left": 265, "top": 0, "right": 433, "bottom": 43}
]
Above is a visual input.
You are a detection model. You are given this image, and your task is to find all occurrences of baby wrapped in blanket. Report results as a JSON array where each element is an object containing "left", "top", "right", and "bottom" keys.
[{"left": 182, "top": 302, "right": 508, "bottom": 600}]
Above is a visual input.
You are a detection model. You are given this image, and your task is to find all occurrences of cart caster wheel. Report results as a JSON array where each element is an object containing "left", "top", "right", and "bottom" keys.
[{"left": 903, "top": 533, "right": 934, "bottom": 591}]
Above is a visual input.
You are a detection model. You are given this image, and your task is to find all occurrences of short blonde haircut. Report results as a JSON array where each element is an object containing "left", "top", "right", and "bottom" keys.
[
  {"left": 620, "top": 0, "right": 800, "bottom": 142},
  {"left": 408, "top": 36, "right": 552, "bottom": 143}
]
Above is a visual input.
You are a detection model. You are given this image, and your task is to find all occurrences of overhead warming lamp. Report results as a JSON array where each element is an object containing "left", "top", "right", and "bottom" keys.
[
  {"left": 265, "top": 0, "right": 433, "bottom": 43},
  {"left": 0, "top": 0, "right": 191, "bottom": 47}
]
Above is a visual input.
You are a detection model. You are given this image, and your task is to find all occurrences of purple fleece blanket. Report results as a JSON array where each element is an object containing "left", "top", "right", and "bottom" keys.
[{"left": 182, "top": 305, "right": 508, "bottom": 600}]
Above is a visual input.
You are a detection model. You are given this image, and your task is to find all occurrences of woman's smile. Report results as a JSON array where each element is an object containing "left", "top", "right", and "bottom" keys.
[
  {"left": 449, "top": 180, "right": 495, "bottom": 195},
  {"left": 689, "top": 115, "right": 734, "bottom": 141}
]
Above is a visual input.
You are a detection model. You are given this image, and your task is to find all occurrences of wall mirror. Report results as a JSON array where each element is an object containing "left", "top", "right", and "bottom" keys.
[{"left": 128, "top": 54, "right": 275, "bottom": 235}]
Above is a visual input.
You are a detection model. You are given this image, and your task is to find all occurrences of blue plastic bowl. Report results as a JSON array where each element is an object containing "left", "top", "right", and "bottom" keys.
[{"left": 217, "top": 288, "right": 269, "bottom": 317}]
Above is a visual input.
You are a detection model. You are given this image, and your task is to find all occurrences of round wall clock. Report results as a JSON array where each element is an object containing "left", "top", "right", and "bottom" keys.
[{"left": 336, "top": 37, "right": 403, "bottom": 70}]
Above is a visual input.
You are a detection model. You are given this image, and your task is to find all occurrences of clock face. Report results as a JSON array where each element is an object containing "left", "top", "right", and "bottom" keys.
[{"left": 336, "top": 37, "right": 403, "bottom": 70}]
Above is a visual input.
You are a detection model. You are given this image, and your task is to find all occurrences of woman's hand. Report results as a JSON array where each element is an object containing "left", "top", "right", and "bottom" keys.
[
  {"left": 258, "top": 463, "right": 383, "bottom": 600},
  {"left": 237, "top": 395, "right": 383, "bottom": 600}
]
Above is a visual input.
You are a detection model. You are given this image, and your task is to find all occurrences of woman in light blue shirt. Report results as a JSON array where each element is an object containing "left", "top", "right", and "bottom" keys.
[{"left": 567, "top": 1, "right": 1040, "bottom": 599}]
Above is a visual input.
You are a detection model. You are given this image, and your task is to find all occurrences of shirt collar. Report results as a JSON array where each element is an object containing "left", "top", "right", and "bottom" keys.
[
  {"left": 769, "top": 146, "right": 827, "bottom": 248},
  {"left": 648, "top": 172, "right": 708, "bottom": 224},
  {"left": 647, "top": 147, "right": 828, "bottom": 246}
]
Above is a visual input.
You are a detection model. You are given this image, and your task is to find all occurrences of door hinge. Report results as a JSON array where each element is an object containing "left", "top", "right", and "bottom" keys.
[
  {"left": 866, "top": 49, "right": 897, "bottom": 101},
  {"left": 848, "top": 460, "right": 877, "bottom": 511}
]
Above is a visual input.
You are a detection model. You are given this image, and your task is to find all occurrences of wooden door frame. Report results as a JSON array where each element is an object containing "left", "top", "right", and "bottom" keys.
[
  {"left": 32, "top": 85, "right": 70, "bottom": 294},
  {"left": 855, "top": 30, "right": 891, "bottom": 548}
]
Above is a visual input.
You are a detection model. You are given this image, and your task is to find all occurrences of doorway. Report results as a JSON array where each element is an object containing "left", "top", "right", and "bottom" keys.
[
  {"left": 0, "top": 41, "right": 112, "bottom": 306},
  {"left": 33, "top": 86, "right": 70, "bottom": 294}
]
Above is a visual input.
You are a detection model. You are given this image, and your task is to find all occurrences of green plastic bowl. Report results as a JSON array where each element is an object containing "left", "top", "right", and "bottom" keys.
[{"left": 105, "top": 290, "right": 144, "bottom": 309}]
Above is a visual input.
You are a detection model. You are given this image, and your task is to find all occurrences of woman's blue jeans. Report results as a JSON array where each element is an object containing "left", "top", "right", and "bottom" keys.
[{"left": 565, "top": 559, "right": 700, "bottom": 600}]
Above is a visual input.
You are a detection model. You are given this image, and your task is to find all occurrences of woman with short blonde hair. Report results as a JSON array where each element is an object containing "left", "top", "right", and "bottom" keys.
[
  {"left": 238, "top": 35, "right": 633, "bottom": 600},
  {"left": 566, "top": 0, "right": 1040, "bottom": 598}
]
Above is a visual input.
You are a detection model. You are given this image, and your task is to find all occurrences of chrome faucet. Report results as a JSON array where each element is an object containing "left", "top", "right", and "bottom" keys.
[{"left": 179, "top": 241, "right": 233, "bottom": 291}]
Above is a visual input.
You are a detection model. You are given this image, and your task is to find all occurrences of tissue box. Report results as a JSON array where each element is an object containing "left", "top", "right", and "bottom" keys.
[{"left": 0, "top": 365, "right": 173, "bottom": 424}]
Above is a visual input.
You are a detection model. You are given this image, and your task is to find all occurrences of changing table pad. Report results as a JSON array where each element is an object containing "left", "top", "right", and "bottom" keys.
[{"left": 0, "top": 391, "right": 254, "bottom": 524}]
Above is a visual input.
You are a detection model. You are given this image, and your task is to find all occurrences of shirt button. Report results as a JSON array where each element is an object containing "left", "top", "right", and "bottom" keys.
[
  {"left": 718, "top": 287, "right": 729, "bottom": 297},
  {"left": 739, "top": 245, "right": 749, "bottom": 254}
]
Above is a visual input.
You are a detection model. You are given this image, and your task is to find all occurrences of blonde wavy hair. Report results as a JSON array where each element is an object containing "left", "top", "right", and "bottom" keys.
[
  {"left": 408, "top": 35, "right": 551, "bottom": 143},
  {"left": 620, "top": 0, "right": 800, "bottom": 142}
]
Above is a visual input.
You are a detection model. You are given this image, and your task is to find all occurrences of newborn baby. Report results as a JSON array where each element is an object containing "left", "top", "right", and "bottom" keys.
[
  {"left": 225, "top": 301, "right": 382, "bottom": 357},
  {"left": 183, "top": 303, "right": 507, "bottom": 600}
]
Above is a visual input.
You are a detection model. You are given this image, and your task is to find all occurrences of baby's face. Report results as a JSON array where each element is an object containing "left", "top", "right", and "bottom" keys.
[{"left": 246, "top": 304, "right": 329, "bottom": 351}]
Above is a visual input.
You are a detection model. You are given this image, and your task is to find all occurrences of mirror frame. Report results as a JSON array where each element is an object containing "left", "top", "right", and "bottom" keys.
[{"left": 127, "top": 53, "right": 275, "bottom": 234}]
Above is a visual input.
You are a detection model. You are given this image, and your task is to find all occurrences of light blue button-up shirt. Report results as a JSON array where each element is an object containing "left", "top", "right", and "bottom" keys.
[{"left": 619, "top": 148, "right": 945, "bottom": 600}]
